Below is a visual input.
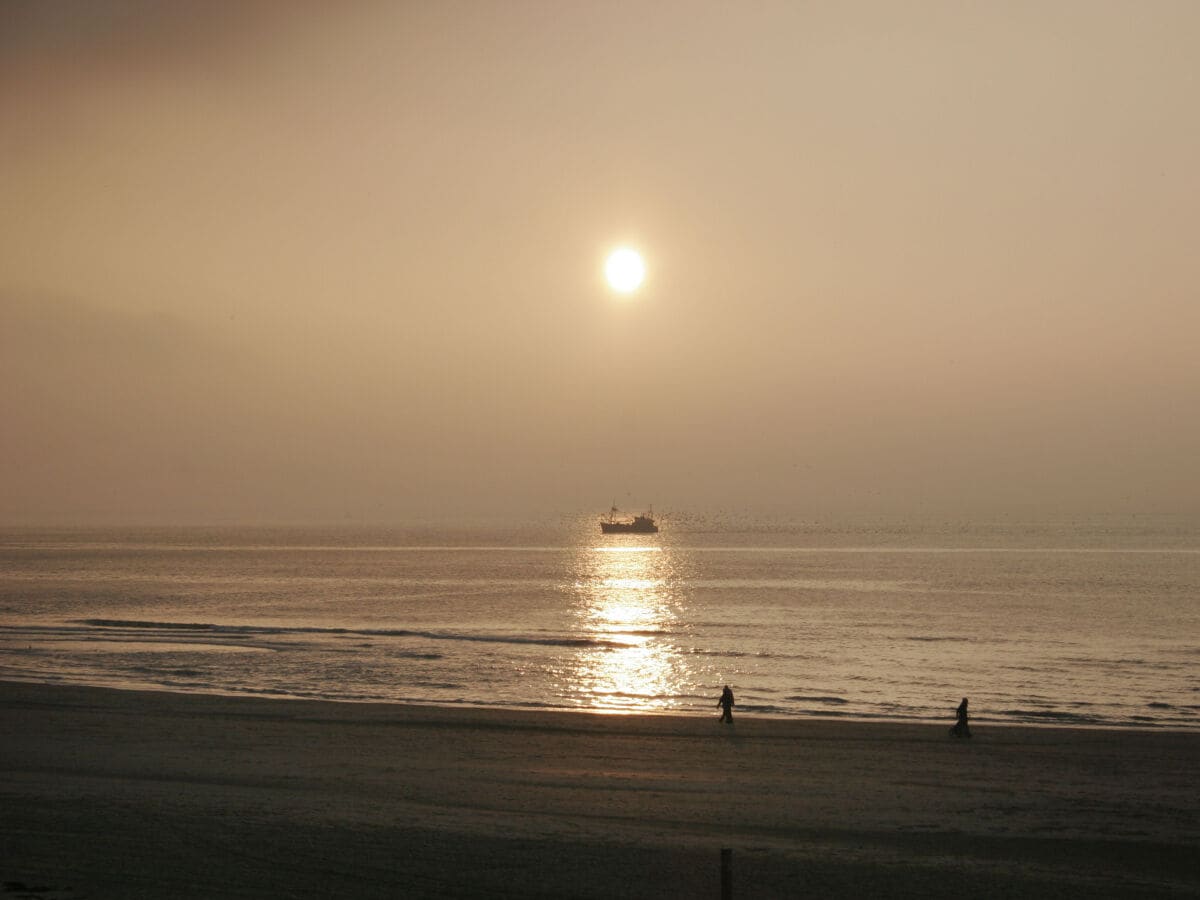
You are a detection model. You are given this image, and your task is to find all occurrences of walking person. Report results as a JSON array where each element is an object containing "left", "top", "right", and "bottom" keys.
[
  {"left": 951, "top": 696, "right": 971, "bottom": 738},
  {"left": 717, "top": 684, "right": 735, "bottom": 724}
]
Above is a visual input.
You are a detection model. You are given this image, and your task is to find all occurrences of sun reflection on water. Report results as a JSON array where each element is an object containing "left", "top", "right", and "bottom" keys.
[{"left": 566, "top": 538, "right": 693, "bottom": 712}]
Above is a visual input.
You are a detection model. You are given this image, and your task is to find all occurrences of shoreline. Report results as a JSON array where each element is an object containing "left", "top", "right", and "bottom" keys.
[
  {"left": 2, "top": 675, "right": 1195, "bottom": 735},
  {"left": 3, "top": 680, "right": 1198, "bottom": 898}
]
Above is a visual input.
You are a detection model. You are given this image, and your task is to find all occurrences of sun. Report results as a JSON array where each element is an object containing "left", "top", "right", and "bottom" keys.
[{"left": 605, "top": 247, "right": 645, "bottom": 294}]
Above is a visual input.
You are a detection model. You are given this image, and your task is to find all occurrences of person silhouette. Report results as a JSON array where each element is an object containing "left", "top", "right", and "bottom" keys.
[
  {"left": 717, "top": 685, "right": 735, "bottom": 723},
  {"left": 951, "top": 696, "right": 971, "bottom": 738}
]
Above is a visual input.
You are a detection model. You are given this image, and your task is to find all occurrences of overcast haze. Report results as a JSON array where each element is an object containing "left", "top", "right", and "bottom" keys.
[{"left": 3, "top": 1, "right": 1198, "bottom": 525}]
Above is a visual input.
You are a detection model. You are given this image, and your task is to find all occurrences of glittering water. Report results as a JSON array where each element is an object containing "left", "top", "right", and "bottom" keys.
[{"left": 1, "top": 519, "right": 1197, "bottom": 729}]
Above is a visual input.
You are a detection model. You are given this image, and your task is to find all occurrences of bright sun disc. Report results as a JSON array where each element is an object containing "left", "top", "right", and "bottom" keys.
[{"left": 605, "top": 248, "right": 645, "bottom": 293}]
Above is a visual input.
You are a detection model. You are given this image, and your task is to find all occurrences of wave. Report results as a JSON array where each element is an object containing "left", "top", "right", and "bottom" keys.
[
  {"left": 787, "top": 695, "right": 850, "bottom": 705},
  {"left": 72, "top": 618, "right": 627, "bottom": 650},
  {"left": 1000, "top": 708, "right": 1107, "bottom": 725},
  {"left": 129, "top": 667, "right": 203, "bottom": 678}
]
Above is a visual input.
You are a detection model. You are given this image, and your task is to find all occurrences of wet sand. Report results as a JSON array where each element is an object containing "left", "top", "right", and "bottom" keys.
[{"left": 2, "top": 681, "right": 1197, "bottom": 898}]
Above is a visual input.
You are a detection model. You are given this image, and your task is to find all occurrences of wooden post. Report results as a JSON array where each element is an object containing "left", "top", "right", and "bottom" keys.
[{"left": 721, "top": 847, "right": 732, "bottom": 900}]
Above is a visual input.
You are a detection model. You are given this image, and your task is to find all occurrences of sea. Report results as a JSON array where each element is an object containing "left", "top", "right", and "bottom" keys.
[{"left": 1, "top": 518, "right": 1197, "bottom": 730}]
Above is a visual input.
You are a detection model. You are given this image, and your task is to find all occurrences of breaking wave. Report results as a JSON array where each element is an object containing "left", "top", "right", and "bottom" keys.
[{"left": 73, "top": 619, "right": 629, "bottom": 650}]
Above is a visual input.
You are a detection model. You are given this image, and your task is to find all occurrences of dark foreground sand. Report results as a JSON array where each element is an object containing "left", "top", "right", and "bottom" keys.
[{"left": 2, "top": 682, "right": 1198, "bottom": 898}]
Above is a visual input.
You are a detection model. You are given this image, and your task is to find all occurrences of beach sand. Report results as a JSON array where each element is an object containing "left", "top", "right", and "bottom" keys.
[{"left": 2, "top": 682, "right": 1197, "bottom": 898}]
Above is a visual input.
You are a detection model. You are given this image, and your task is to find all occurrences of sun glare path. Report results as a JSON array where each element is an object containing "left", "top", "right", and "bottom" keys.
[{"left": 563, "top": 542, "right": 692, "bottom": 713}]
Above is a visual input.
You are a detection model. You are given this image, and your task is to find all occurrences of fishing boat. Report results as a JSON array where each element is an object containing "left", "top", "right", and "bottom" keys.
[{"left": 599, "top": 504, "right": 659, "bottom": 534}]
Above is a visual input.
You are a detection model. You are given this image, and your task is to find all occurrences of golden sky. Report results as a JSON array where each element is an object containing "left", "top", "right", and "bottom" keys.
[{"left": 2, "top": 1, "right": 1198, "bottom": 524}]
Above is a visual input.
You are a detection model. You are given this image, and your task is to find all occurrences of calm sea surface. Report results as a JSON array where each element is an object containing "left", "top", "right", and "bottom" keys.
[{"left": 1, "top": 520, "right": 1197, "bottom": 729}]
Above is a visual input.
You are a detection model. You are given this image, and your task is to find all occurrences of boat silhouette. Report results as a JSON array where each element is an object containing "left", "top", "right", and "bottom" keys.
[{"left": 599, "top": 504, "right": 659, "bottom": 534}]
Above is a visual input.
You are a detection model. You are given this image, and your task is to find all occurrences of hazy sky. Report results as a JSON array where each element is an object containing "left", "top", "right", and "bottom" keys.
[{"left": 3, "top": 1, "right": 1198, "bottom": 524}]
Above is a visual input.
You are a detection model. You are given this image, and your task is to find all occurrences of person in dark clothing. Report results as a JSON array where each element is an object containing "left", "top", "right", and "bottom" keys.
[
  {"left": 951, "top": 696, "right": 971, "bottom": 738},
  {"left": 717, "top": 685, "right": 735, "bottom": 723}
]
